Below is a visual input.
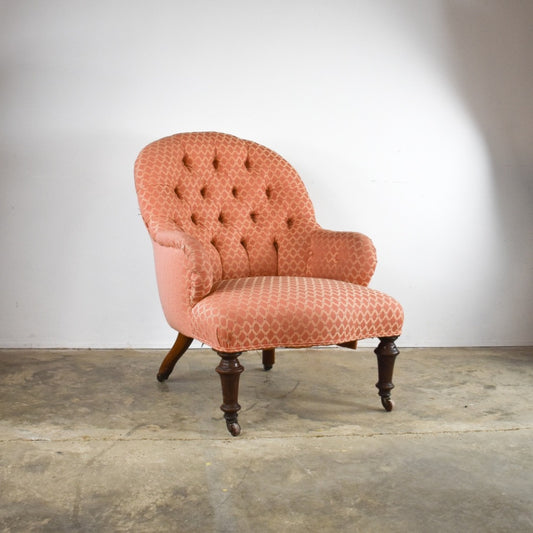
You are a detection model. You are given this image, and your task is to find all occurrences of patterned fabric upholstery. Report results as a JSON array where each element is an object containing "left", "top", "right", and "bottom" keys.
[
  {"left": 192, "top": 276, "right": 403, "bottom": 352},
  {"left": 135, "top": 132, "right": 403, "bottom": 352}
]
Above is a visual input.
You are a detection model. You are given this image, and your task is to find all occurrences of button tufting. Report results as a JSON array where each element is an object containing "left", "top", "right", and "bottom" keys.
[
  {"left": 218, "top": 213, "right": 225, "bottom": 223},
  {"left": 265, "top": 187, "right": 272, "bottom": 199},
  {"left": 231, "top": 187, "right": 238, "bottom": 198},
  {"left": 200, "top": 186, "right": 207, "bottom": 198},
  {"left": 273, "top": 240, "right": 278, "bottom": 252},
  {"left": 250, "top": 212, "right": 257, "bottom": 223},
  {"left": 182, "top": 155, "right": 192, "bottom": 170},
  {"left": 191, "top": 214, "right": 197, "bottom": 224},
  {"left": 240, "top": 238, "right": 247, "bottom": 248},
  {"left": 213, "top": 158, "right": 219, "bottom": 170},
  {"left": 286, "top": 218, "right": 294, "bottom": 228},
  {"left": 174, "top": 186, "right": 182, "bottom": 199},
  {"left": 244, "top": 158, "right": 251, "bottom": 170}
]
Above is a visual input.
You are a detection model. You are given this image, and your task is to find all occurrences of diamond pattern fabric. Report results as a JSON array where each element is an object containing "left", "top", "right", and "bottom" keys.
[
  {"left": 307, "top": 229, "right": 377, "bottom": 287},
  {"left": 135, "top": 132, "right": 318, "bottom": 282},
  {"left": 135, "top": 132, "right": 404, "bottom": 352},
  {"left": 191, "top": 276, "right": 403, "bottom": 352}
]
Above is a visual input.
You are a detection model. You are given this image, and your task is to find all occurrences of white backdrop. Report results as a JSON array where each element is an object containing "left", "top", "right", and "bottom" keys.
[{"left": 1, "top": 0, "right": 532, "bottom": 348}]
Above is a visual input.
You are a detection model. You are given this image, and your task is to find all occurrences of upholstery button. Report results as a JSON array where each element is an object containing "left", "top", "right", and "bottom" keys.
[
  {"left": 273, "top": 240, "right": 278, "bottom": 252},
  {"left": 231, "top": 187, "right": 238, "bottom": 198},
  {"left": 240, "top": 239, "right": 247, "bottom": 248},
  {"left": 191, "top": 214, "right": 197, "bottom": 224},
  {"left": 174, "top": 186, "right": 182, "bottom": 199},
  {"left": 218, "top": 213, "right": 225, "bottom": 223},
  {"left": 200, "top": 187, "right": 207, "bottom": 198},
  {"left": 286, "top": 218, "right": 294, "bottom": 228},
  {"left": 250, "top": 212, "right": 257, "bottom": 223},
  {"left": 244, "top": 158, "right": 251, "bottom": 170},
  {"left": 182, "top": 155, "right": 192, "bottom": 170},
  {"left": 265, "top": 187, "right": 272, "bottom": 199},
  {"left": 213, "top": 158, "right": 219, "bottom": 169}
]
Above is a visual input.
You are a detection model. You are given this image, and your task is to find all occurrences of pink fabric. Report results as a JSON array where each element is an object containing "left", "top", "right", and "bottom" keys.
[
  {"left": 135, "top": 132, "right": 318, "bottom": 281},
  {"left": 307, "top": 229, "right": 377, "bottom": 286},
  {"left": 153, "top": 230, "right": 217, "bottom": 306},
  {"left": 135, "top": 132, "right": 404, "bottom": 351},
  {"left": 191, "top": 276, "right": 403, "bottom": 352}
]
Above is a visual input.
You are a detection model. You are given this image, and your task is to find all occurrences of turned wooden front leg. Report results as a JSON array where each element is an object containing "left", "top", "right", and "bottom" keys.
[
  {"left": 216, "top": 352, "right": 244, "bottom": 436},
  {"left": 374, "top": 336, "right": 399, "bottom": 412}
]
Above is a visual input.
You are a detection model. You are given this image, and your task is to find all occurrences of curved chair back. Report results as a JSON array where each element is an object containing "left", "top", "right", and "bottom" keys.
[{"left": 135, "top": 132, "right": 318, "bottom": 279}]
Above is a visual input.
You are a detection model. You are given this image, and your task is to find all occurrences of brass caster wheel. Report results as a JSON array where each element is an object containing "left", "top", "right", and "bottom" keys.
[{"left": 381, "top": 397, "right": 395, "bottom": 412}]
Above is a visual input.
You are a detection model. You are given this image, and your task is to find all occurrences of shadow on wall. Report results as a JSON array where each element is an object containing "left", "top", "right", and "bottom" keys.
[{"left": 443, "top": 1, "right": 533, "bottom": 339}]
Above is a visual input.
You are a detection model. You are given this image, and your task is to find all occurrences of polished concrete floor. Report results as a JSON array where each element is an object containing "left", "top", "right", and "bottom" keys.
[{"left": 0, "top": 346, "right": 531, "bottom": 532}]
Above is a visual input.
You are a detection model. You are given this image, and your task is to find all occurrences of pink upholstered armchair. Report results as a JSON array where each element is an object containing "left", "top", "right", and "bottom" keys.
[{"left": 135, "top": 132, "right": 403, "bottom": 436}]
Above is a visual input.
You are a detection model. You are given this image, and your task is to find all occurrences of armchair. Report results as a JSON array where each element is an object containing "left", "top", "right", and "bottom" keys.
[{"left": 135, "top": 132, "right": 403, "bottom": 436}]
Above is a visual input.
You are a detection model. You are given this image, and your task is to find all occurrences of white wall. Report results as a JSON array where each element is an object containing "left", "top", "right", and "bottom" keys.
[{"left": 1, "top": 0, "right": 532, "bottom": 348}]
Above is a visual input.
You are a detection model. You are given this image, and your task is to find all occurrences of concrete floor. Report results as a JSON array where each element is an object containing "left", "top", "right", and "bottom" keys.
[{"left": 0, "top": 347, "right": 531, "bottom": 532}]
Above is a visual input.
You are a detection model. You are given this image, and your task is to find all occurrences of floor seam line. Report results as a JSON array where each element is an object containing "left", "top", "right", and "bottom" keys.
[{"left": 1, "top": 426, "right": 532, "bottom": 444}]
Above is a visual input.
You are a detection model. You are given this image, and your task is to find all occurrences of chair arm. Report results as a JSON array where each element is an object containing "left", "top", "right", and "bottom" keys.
[
  {"left": 152, "top": 222, "right": 219, "bottom": 307},
  {"left": 306, "top": 228, "right": 377, "bottom": 286}
]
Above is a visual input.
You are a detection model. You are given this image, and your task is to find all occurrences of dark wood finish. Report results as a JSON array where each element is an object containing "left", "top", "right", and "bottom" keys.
[
  {"left": 262, "top": 348, "right": 275, "bottom": 370},
  {"left": 157, "top": 337, "right": 398, "bottom": 435},
  {"left": 374, "top": 336, "right": 399, "bottom": 411},
  {"left": 216, "top": 352, "right": 245, "bottom": 436},
  {"left": 337, "top": 340, "right": 358, "bottom": 350},
  {"left": 156, "top": 333, "right": 194, "bottom": 382}
]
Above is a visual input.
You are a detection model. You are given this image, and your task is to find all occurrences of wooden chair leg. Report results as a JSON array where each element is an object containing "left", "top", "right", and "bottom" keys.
[
  {"left": 374, "top": 336, "right": 399, "bottom": 411},
  {"left": 338, "top": 340, "right": 358, "bottom": 350},
  {"left": 216, "top": 352, "right": 244, "bottom": 436},
  {"left": 262, "top": 348, "right": 275, "bottom": 371},
  {"left": 156, "top": 333, "right": 194, "bottom": 382}
]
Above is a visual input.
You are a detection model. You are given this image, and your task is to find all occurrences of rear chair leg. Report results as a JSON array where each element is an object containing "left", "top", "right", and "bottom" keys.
[
  {"left": 262, "top": 348, "right": 275, "bottom": 371},
  {"left": 375, "top": 336, "right": 399, "bottom": 411},
  {"left": 338, "top": 340, "right": 358, "bottom": 350},
  {"left": 216, "top": 352, "right": 244, "bottom": 436},
  {"left": 157, "top": 333, "right": 194, "bottom": 382}
]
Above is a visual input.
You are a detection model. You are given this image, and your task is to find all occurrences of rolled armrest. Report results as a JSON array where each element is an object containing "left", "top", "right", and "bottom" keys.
[
  {"left": 306, "top": 228, "right": 377, "bottom": 286},
  {"left": 152, "top": 223, "right": 220, "bottom": 307}
]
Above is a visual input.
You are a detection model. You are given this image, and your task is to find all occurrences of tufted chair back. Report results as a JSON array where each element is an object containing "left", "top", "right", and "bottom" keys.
[{"left": 135, "top": 132, "right": 319, "bottom": 282}]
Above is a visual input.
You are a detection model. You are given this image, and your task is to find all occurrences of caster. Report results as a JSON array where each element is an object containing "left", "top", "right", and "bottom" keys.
[
  {"left": 381, "top": 397, "right": 395, "bottom": 412},
  {"left": 224, "top": 413, "right": 241, "bottom": 436},
  {"left": 226, "top": 421, "right": 241, "bottom": 436}
]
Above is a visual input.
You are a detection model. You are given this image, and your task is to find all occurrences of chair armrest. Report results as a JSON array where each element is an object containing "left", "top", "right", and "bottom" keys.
[
  {"left": 152, "top": 221, "right": 220, "bottom": 307},
  {"left": 306, "top": 228, "right": 377, "bottom": 286}
]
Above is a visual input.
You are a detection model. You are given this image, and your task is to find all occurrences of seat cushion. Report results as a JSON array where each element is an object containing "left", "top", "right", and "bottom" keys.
[{"left": 190, "top": 276, "right": 403, "bottom": 352}]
